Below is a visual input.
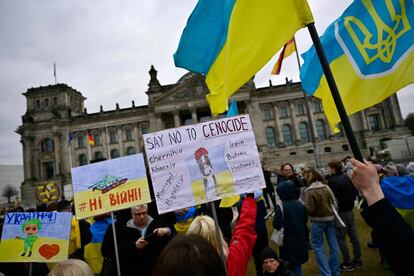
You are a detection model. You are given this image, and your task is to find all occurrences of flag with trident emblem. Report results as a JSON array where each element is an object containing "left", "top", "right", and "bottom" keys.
[{"left": 300, "top": 0, "right": 414, "bottom": 131}]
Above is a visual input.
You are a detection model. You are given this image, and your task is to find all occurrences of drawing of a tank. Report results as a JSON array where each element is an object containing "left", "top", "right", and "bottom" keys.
[{"left": 88, "top": 175, "right": 128, "bottom": 194}]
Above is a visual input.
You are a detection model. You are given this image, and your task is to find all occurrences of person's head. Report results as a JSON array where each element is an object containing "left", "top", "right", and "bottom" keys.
[
  {"left": 281, "top": 163, "right": 294, "bottom": 177},
  {"left": 328, "top": 160, "right": 342, "bottom": 175},
  {"left": 48, "top": 259, "right": 93, "bottom": 276},
  {"left": 22, "top": 219, "right": 41, "bottom": 235},
  {"left": 152, "top": 234, "right": 226, "bottom": 276},
  {"left": 187, "top": 215, "right": 228, "bottom": 256},
  {"left": 383, "top": 162, "right": 398, "bottom": 177},
  {"left": 305, "top": 168, "right": 325, "bottom": 185},
  {"left": 56, "top": 200, "right": 72, "bottom": 212},
  {"left": 261, "top": 247, "right": 280, "bottom": 273},
  {"left": 131, "top": 204, "right": 148, "bottom": 228},
  {"left": 343, "top": 156, "right": 352, "bottom": 163}
]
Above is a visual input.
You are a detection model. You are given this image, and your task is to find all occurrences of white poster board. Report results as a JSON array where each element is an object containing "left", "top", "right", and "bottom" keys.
[{"left": 144, "top": 114, "right": 265, "bottom": 214}]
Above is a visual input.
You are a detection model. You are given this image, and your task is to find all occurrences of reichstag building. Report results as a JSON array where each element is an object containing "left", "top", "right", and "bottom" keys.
[{"left": 17, "top": 66, "right": 409, "bottom": 205}]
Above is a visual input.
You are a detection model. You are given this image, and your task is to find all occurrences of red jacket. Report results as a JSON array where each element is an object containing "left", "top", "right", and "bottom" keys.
[{"left": 227, "top": 197, "right": 257, "bottom": 276}]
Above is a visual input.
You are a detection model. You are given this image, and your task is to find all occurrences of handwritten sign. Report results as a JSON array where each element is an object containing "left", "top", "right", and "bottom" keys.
[
  {"left": 71, "top": 154, "right": 151, "bottom": 219},
  {"left": 144, "top": 114, "right": 265, "bottom": 214},
  {"left": 0, "top": 212, "right": 72, "bottom": 262},
  {"left": 36, "top": 183, "right": 61, "bottom": 203}
]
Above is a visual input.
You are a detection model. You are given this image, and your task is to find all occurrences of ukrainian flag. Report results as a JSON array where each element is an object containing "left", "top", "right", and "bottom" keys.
[
  {"left": 300, "top": 0, "right": 414, "bottom": 131},
  {"left": 174, "top": 0, "right": 314, "bottom": 114},
  {"left": 381, "top": 176, "right": 414, "bottom": 230}
]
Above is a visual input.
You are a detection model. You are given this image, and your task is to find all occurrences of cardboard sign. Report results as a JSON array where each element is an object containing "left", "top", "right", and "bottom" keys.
[
  {"left": 36, "top": 183, "right": 61, "bottom": 203},
  {"left": 71, "top": 154, "right": 151, "bottom": 219},
  {"left": 0, "top": 212, "right": 72, "bottom": 262},
  {"left": 144, "top": 114, "right": 265, "bottom": 214}
]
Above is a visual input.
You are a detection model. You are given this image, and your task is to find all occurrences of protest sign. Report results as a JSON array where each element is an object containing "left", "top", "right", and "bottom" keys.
[
  {"left": 36, "top": 182, "right": 61, "bottom": 204},
  {"left": 0, "top": 212, "right": 71, "bottom": 262},
  {"left": 71, "top": 153, "right": 151, "bottom": 219},
  {"left": 144, "top": 114, "right": 264, "bottom": 214}
]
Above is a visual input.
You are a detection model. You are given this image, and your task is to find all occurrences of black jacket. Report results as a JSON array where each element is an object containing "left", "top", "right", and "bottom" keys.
[
  {"left": 327, "top": 173, "right": 357, "bottom": 213},
  {"left": 273, "top": 181, "right": 309, "bottom": 266},
  {"left": 101, "top": 216, "right": 174, "bottom": 276},
  {"left": 277, "top": 175, "right": 304, "bottom": 199},
  {"left": 361, "top": 198, "right": 414, "bottom": 276}
]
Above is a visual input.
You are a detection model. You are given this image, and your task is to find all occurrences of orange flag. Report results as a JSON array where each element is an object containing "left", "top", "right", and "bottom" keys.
[{"left": 271, "top": 38, "right": 296, "bottom": 75}]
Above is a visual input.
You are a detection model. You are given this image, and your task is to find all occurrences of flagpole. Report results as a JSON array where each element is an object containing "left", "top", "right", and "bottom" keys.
[
  {"left": 53, "top": 62, "right": 57, "bottom": 84},
  {"left": 293, "top": 36, "right": 321, "bottom": 169},
  {"left": 306, "top": 23, "right": 364, "bottom": 162}
]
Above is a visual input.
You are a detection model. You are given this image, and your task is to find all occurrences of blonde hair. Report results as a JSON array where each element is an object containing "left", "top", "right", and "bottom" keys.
[
  {"left": 48, "top": 259, "right": 93, "bottom": 276},
  {"left": 187, "top": 215, "right": 229, "bottom": 257}
]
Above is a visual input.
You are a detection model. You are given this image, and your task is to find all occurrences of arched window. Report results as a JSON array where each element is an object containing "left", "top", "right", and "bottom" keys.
[
  {"left": 316, "top": 120, "right": 327, "bottom": 140},
  {"left": 41, "top": 138, "right": 54, "bottom": 153},
  {"left": 126, "top": 147, "right": 136, "bottom": 155},
  {"left": 296, "top": 102, "right": 305, "bottom": 115},
  {"left": 279, "top": 105, "right": 289, "bottom": 118},
  {"left": 79, "top": 154, "right": 87, "bottom": 166},
  {"left": 314, "top": 100, "right": 323, "bottom": 113},
  {"left": 94, "top": 133, "right": 101, "bottom": 146},
  {"left": 109, "top": 130, "right": 117, "bottom": 143},
  {"left": 261, "top": 104, "right": 273, "bottom": 121},
  {"left": 94, "top": 151, "right": 103, "bottom": 160},
  {"left": 110, "top": 149, "right": 120, "bottom": 159},
  {"left": 125, "top": 129, "right": 134, "bottom": 141},
  {"left": 77, "top": 136, "right": 84, "bottom": 148},
  {"left": 265, "top": 127, "right": 277, "bottom": 148},
  {"left": 282, "top": 124, "right": 293, "bottom": 145},
  {"left": 299, "top": 122, "right": 310, "bottom": 143}
]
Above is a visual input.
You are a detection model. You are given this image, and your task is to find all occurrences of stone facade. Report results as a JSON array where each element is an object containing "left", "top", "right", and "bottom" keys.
[{"left": 16, "top": 66, "right": 409, "bottom": 206}]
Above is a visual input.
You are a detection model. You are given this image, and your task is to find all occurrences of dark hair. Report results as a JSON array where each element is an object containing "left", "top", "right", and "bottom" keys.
[
  {"left": 328, "top": 160, "right": 342, "bottom": 173},
  {"left": 152, "top": 234, "right": 226, "bottom": 276},
  {"left": 306, "top": 169, "right": 325, "bottom": 184},
  {"left": 280, "top": 163, "right": 294, "bottom": 172}
]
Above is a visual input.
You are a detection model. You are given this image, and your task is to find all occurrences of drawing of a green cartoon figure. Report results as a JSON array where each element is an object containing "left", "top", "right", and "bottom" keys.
[{"left": 15, "top": 219, "right": 42, "bottom": 257}]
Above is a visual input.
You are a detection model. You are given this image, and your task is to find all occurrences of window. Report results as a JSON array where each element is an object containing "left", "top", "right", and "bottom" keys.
[
  {"left": 368, "top": 114, "right": 380, "bottom": 131},
  {"left": 324, "top": 147, "right": 332, "bottom": 153},
  {"left": 44, "top": 98, "right": 49, "bottom": 107},
  {"left": 282, "top": 124, "right": 293, "bottom": 145},
  {"left": 110, "top": 149, "right": 120, "bottom": 159},
  {"left": 126, "top": 147, "right": 136, "bottom": 155},
  {"left": 265, "top": 127, "right": 277, "bottom": 148},
  {"left": 36, "top": 100, "right": 41, "bottom": 109},
  {"left": 184, "top": 118, "right": 193, "bottom": 125},
  {"left": 94, "top": 151, "right": 103, "bottom": 159},
  {"left": 314, "top": 100, "right": 323, "bottom": 113},
  {"left": 77, "top": 136, "right": 84, "bottom": 148},
  {"left": 299, "top": 122, "right": 310, "bottom": 143},
  {"left": 279, "top": 105, "right": 289, "bottom": 118},
  {"left": 125, "top": 129, "right": 133, "bottom": 141},
  {"left": 316, "top": 120, "right": 327, "bottom": 140},
  {"left": 43, "top": 161, "right": 54, "bottom": 179},
  {"left": 296, "top": 102, "right": 305, "bottom": 115},
  {"left": 79, "top": 154, "right": 87, "bottom": 166},
  {"left": 94, "top": 134, "right": 101, "bottom": 146},
  {"left": 41, "top": 138, "right": 54, "bottom": 153},
  {"left": 337, "top": 122, "right": 345, "bottom": 137},
  {"left": 109, "top": 130, "right": 117, "bottom": 143},
  {"left": 261, "top": 104, "right": 274, "bottom": 121},
  {"left": 53, "top": 97, "right": 58, "bottom": 105},
  {"left": 141, "top": 126, "right": 148, "bottom": 134},
  {"left": 342, "top": 145, "right": 349, "bottom": 151}
]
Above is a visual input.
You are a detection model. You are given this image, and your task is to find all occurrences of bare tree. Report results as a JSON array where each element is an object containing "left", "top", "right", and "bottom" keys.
[{"left": 2, "top": 185, "right": 19, "bottom": 204}]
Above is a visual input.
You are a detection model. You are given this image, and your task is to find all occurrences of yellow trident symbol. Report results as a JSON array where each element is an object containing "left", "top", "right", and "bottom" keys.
[{"left": 344, "top": 0, "right": 411, "bottom": 64}]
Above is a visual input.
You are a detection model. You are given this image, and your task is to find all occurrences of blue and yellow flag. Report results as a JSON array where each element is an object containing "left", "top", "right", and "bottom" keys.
[
  {"left": 300, "top": 0, "right": 414, "bottom": 131},
  {"left": 174, "top": 0, "right": 314, "bottom": 114},
  {"left": 381, "top": 176, "right": 414, "bottom": 230}
]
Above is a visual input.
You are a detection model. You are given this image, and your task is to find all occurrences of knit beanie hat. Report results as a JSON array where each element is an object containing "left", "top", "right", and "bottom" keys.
[
  {"left": 383, "top": 162, "right": 398, "bottom": 175},
  {"left": 261, "top": 246, "right": 279, "bottom": 262}
]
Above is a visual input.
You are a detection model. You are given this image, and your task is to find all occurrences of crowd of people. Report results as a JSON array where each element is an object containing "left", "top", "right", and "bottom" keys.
[{"left": 0, "top": 158, "right": 413, "bottom": 276}]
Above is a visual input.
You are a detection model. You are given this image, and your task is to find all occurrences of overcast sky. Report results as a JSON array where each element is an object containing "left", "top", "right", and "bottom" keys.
[{"left": 0, "top": 0, "right": 413, "bottom": 165}]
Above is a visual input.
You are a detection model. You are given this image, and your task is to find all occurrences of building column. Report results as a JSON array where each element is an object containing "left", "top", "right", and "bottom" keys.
[
  {"left": 133, "top": 124, "right": 140, "bottom": 153},
  {"left": 117, "top": 127, "right": 124, "bottom": 156},
  {"left": 190, "top": 107, "right": 198, "bottom": 124},
  {"left": 53, "top": 132, "right": 62, "bottom": 175},
  {"left": 272, "top": 104, "right": 284, "bottom": 145},
  {"left": 173, "top": 110, "right": 181, "bottom": 127},
  {"left": 360, "top": 111, "right": 369, "bottom": 130},
  {"left": 289, "top": 101, "right": 301, "bottom": 143},
  {"left": 379, "top": 113, "right": 386, "bottom": 130},
  {"left": 102, "top": 127, "right": 110, "bottom": 159},
  {"left": 22, "top": 136, "right": 33, "bottom": 180}
]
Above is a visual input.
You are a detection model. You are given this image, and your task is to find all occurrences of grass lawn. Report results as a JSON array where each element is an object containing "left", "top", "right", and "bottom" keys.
[{"left": 246, "top": 209, "right": 394, "bottom": 276}]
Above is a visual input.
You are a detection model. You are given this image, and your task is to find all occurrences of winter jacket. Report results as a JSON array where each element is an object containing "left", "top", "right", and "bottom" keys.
[
  {"left": 277, "top": 174, "right": 304, "bottom": 199},
  {"left": 361, "top": 198, "right": 414, "bottom": 276},
  {"left": 227, "top": 197, "right": 257, "bottom": 276},
  {"left": 327, "top": 173, "right": 357, "bottom": 213},
  {"left": 305, "top": 181, "right": 336, "bottom": 222},
  {"left": 273, "top": 181, "right": 309, "bottom": 266}
]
